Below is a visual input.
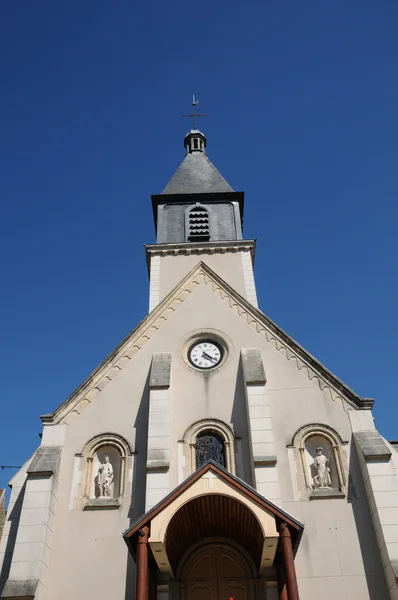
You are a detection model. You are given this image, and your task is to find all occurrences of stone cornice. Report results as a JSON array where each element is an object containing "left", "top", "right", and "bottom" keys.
[
  {"left": 42, "top": 261, "right": 372, "bottom": 426},
  {"left": 145, "top": 240, "right": 256, "bottom": 273}
]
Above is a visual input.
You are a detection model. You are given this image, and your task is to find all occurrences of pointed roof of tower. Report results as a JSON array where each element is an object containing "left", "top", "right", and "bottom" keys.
[{"left": 161, "top": 129, "right": 234, "bottom": 194}]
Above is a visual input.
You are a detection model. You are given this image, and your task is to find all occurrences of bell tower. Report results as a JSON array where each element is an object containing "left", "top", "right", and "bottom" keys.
[{"left": 146, "top": 127, "right": 258, "bottom": 311}]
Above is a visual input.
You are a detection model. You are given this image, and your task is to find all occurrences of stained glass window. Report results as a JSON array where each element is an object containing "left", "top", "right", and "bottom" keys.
[{"left": 195, "top": 432, "right": 225, "bottom": 469}]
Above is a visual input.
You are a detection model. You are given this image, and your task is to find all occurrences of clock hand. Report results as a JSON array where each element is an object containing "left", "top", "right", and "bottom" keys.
[{"left": 202, "top": 351, "right": 216, "bottom": 362}]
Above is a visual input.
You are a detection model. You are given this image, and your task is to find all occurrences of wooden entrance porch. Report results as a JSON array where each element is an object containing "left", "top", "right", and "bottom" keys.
[{"left": 124, "top": 460, "right": 304, "bottom": 600}]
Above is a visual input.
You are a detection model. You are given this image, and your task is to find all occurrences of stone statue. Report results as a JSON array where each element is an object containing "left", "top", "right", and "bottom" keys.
[
  {"left": 97, "top": 455, "right": 114, "bottom": 497},
  {"left": 312, "top": 447, "right": 331, "bottom": 488}
]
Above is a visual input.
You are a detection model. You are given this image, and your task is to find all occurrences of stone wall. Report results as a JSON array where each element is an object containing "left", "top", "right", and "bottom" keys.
[{"left": 0, "top": 490, "right": 5, "bottom": 541}]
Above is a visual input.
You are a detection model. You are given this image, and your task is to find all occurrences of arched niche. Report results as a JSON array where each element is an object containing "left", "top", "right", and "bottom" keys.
[
  {"left": 92, "top": 445, "right": 120, "bottom": 499},
  {"left": 82, "top": 433, "right": 133, "bottom": 501},
  {"left": 290, "top": 424, "right": 347, "bottom": 498},
  {"left": 304, "top": 434, "right": 339, "bottom": 490}
]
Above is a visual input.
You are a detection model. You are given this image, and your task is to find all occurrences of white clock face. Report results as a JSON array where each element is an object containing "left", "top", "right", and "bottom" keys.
[{"left": 188, "top": 340, "right": 223, "bottom": 370}]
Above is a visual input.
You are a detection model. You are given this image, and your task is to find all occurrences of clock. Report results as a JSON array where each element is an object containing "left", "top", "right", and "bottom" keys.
[{"left": 188, "top": 340, "right": 223, "bottom": 370}]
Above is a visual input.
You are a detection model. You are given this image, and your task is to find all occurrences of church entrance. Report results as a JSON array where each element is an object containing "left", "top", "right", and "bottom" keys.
[
  {"left": 125, "top": 462, "right": 303, "bottom": 600},
  {"left": 181, "top": 543, "right": 254, "bottom": 600}
]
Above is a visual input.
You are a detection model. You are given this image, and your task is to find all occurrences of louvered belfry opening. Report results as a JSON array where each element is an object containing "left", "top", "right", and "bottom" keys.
[{"left": 188, "top": 205, "right": 210, "bottom": 241}]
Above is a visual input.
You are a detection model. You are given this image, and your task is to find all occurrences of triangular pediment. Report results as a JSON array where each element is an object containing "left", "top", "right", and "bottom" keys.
[{"left": 42, "top": 261, "right": 371, "bottom": 425}]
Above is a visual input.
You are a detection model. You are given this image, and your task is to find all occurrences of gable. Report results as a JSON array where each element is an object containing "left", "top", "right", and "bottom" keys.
[
  {"left": 123, "top": 460, "right": 303, "bottom": 574},
  {"left": 42, "top": 261, "right": 371, "bottom": 425}
]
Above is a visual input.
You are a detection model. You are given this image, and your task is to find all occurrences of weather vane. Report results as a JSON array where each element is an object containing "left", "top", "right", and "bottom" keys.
[{"left": 182, "top": 95, "right": 209, "bottom": 130}]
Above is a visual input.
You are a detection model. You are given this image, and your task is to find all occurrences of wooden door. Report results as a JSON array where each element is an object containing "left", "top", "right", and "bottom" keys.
[{"left": 183, "top": 544, "right": 252, "bottom": 600}]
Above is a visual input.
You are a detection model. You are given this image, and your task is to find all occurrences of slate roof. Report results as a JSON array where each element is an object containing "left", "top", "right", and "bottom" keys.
[{"left": 162, "top": 151, "right": 234, "bottom": 194}]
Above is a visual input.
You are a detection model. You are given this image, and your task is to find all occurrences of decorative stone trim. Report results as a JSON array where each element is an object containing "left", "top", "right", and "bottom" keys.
[
  {"left": 1, "top": 577, "right": 39, "bottom": 599},
  {"left": 291, "top": 424, "right": 347, "bottom": 498},
  {"left": 146, "top": 460, "right": 169, "bottom": 471},
  {"left": 27, "top": 445, "right": 62, "bottom": 475},
  {"left": 42, "top": 261, "right": 370, "bottom": 426},
  {"left": 241, "top": 348, "right": 266, "bottom": 384},
  {"left": 78, "top": 433, "right": 134, "bottom": 508},
  {"left": 83, "top": 497, "right": 120, "bottom": 510},
  {"left": 83, "top": 433, "right": 133, "bottom": 459},
  {"left": 150, "top": 353, "right": 172, "bottom": 388},
  {"left": 310, "top": 488, "right": 345, "bottom": 500},
  {"left": 145, "top": 240, "right": 256, "bottom": 268},
  {"left": 183, "top": 419, "right": 236, "bottom": 475},
  {"left": 253, "top": 455, "right": 278, "bottom": 466},
  {"left": 289, "top": 423, "right": 347, "bottom": 448},
  {"left": 354, "top": 430, "right": 392, "bottom": 461}
]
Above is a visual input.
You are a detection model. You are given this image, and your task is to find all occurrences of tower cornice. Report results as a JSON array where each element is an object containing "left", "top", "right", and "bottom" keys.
[{"left": 145, "top": 239, "right": 256, "bottom": 274}]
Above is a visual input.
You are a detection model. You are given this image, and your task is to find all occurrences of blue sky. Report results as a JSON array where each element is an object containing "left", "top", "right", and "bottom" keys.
[{"left": 1, "top": 0, "right": 397, "bottom": 491}]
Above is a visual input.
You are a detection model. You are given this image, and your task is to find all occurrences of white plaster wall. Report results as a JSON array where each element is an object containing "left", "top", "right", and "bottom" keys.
[
  {"left": 147, "top": 282, "right": 388, "bottom": 598},
  {"left": 149, "top": 255, "right": 161, "bottom": 312},
  {"left": 155, "top": 252, "right": 249, "bottom": 304},
  {"left": 240, "top": 251, "right": 258, "bottom": 307},
  {"left": 7, "top": 271, "right": 388, "bottom": 600},
  {"left": 44, "top": 353, "right": 151, "bottom": 599}
]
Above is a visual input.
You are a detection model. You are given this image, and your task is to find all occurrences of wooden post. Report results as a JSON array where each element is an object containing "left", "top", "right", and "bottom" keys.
[
  {"left": 279, "top": 522, "right": 299, "bottom": 600},
  {"left": 136, "top": 526, "right": 149, "bottom": 600},
  {"left": 149, "top": 560, "right": 157, "bottom": 600},
  {"left": 275, "top": 552, "right": 288, "bottom": 600}
]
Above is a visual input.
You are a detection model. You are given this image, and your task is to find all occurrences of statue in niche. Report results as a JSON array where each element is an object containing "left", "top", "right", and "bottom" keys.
[
  {"left": 312, "top": 447, "right": 331, "bottom": 488},
  {"left": 97, "top": 455, "right": 114, "bottom": 497}
]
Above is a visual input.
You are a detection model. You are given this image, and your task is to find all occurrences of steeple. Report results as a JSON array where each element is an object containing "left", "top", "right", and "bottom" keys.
[
  {"left": 151, "top": 126, "right": 243, "bottom": 244},
  {"left": 161, "top": 129, "right": 234, "bottom": 195},
  {"left": 147, "top": 123, "right": 256, "bottom": 312}
]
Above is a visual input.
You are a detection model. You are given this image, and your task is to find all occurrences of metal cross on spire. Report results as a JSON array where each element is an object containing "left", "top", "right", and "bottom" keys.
[{"left": 182, "top": 95, "right": 209, "bottom": 130}]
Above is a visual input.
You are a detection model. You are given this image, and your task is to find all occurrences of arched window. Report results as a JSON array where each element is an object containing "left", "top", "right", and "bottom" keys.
[
  {"left": 195, "top": 431, "right": 226, "bottom": 469},
  {"left": 186, "top": 205, "right": 210, "bottom": 241},
  {"left": 182, "top": 420, "right": 236, "bottom": 478}
]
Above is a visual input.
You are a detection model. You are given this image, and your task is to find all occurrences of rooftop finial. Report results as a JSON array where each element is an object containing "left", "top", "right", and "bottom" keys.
[{"left": 182, "top": 95, "right": 209, "bottom": 130}]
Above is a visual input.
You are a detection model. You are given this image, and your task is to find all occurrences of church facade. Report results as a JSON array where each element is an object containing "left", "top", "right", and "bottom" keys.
[{"left": 1, "top": 127, "right": 398, "bottom": 600}]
